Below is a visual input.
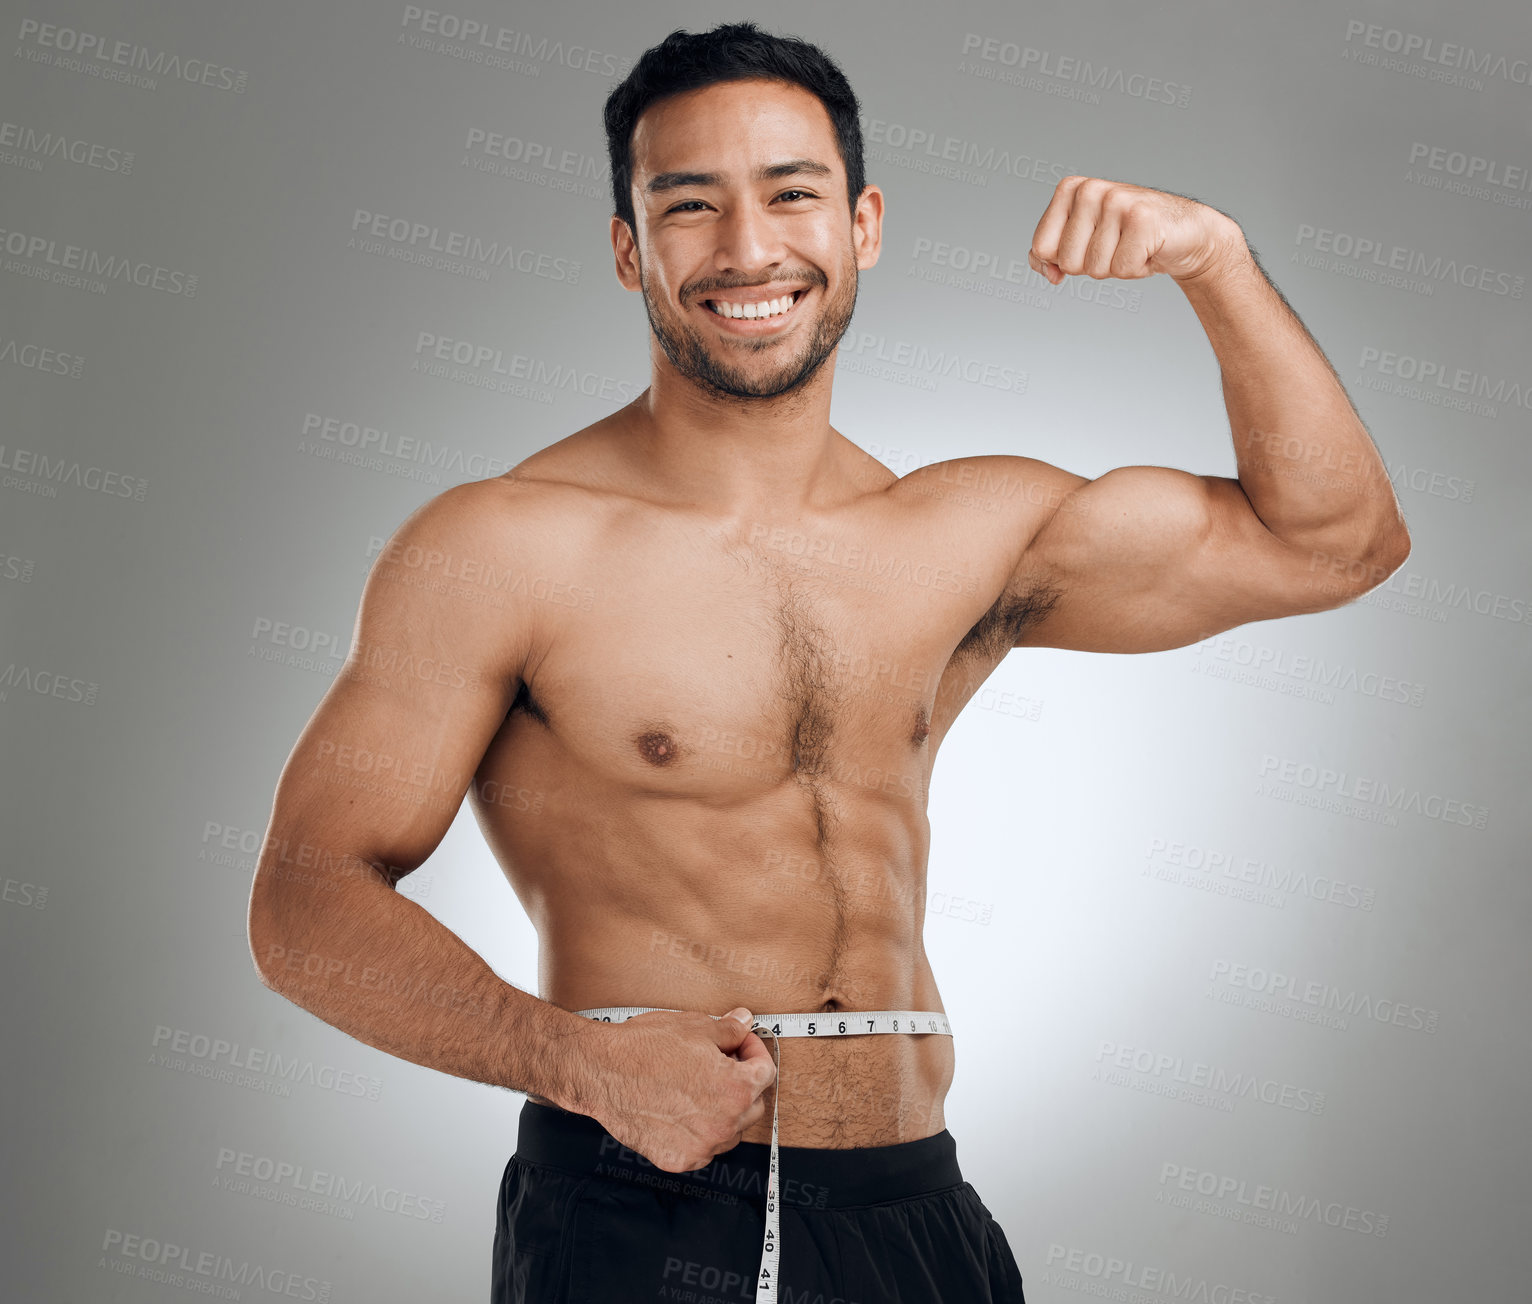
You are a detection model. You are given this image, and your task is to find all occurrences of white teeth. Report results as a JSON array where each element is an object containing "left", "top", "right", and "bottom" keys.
[{"left": 710, "top": 293, "right": 797, "bottom": 320}]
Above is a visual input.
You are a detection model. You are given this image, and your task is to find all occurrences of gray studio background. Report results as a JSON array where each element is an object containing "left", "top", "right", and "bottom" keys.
[{"left": 3, "top": 0, "right": 1529, "bottom": 1300}]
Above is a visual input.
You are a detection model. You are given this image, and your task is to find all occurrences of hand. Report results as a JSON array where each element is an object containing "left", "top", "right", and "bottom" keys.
[
  {"left": 1028, "top": 176, "right": 1244, "bottom": 285},
  {"left": 580, "top": 1007, "right": 777, "bottom": 1173}
]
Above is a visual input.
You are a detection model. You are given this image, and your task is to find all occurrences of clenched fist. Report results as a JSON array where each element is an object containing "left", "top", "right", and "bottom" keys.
[
  {"left": 1028, "top": 176, "right": 1245, "bottom": 285},
  {"left": 578, "top": 1007, "right": 778, "bottom": 1173}
]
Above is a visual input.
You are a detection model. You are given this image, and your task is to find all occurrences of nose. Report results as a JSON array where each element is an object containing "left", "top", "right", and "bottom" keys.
[{"left": 712, "top": 199, "right": 786, "bottom": 278}]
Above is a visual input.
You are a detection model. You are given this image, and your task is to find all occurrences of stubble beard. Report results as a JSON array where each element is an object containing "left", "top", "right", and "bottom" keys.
[{"left": 639, "top": 254, "right": 858, "bottom": 402}]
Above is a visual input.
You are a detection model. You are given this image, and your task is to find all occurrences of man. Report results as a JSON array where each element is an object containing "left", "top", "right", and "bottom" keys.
[{"left": 246, "top": 21, "right": 1409, "bottom": 1304}]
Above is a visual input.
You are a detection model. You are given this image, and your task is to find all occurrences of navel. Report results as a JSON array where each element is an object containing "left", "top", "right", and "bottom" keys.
[{"left": 911, "top": 707, "right": 931, "bottom": 746}]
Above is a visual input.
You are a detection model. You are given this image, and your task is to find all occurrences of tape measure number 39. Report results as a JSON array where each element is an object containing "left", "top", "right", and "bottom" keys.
[{"left": 575, "top": 1006, "right": 954, "bottom": 1304}]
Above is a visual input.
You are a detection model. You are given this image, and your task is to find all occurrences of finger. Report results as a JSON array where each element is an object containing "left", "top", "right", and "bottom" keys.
[
  {"left": 1082, "top": 199, "right": 1123, "bottom": 279},
  {"left": 708, "top": 1008, "right": 754, "bottom": 1051},
  {"left": 734, "top": 1033, "right": 777, "bottom": 1092},
  {"left": 741, "top": 1094, "right": 767, "bottom": 1131},
  {"left": 1053, "top": 178, "right": 1109, "bottom": 276},
  {"left": 1109, "top": 200, "right": 1157, "bottom": 278},
  {"left": 1029, "top": 175, "right": 1088, "bottom": 271}
]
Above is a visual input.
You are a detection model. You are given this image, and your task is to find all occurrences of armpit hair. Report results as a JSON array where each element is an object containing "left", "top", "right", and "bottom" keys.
[{"left": 954, "top": 580, "right": 1063, "bottom": 660}]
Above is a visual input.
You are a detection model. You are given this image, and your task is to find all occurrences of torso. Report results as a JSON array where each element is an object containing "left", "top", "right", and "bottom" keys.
[{"left": 463, "top": 415, "right": 1059, "bottom": 1147}]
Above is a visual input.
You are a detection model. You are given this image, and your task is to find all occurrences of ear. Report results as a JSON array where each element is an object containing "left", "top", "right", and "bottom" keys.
[
  {"left": 852, "top": 184, "right": 884, "bottom": 271},
  {"left": 611, "top": 214, "right": 641, "bottom": 291}
]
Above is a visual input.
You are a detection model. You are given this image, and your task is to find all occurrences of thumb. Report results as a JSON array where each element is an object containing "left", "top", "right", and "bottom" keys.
[{"left": 710, "top": 1007, "right": 755, "bottom": 1050}]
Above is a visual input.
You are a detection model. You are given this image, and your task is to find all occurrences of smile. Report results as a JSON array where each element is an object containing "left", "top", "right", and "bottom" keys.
[{"left": 702, "top": 289, "right": 806, "bottom": 323}]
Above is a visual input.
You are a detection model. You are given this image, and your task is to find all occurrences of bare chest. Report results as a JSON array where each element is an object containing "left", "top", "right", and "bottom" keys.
[{"left": 510, "top": 516, "right": 987, "bottom": 804}]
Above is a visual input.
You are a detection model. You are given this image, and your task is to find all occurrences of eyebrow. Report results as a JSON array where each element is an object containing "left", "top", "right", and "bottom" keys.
[{"left": 643, "top": 158, "right": 833, "bottom": 195}]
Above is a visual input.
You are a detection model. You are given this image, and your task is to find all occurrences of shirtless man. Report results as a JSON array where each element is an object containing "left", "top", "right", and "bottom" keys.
[{"left": 246, "top": 21, "right": 1410, "bottom": 1304}]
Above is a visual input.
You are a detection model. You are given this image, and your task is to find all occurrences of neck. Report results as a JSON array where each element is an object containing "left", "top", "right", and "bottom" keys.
[{"left": 618, "top": 344, "right": 855, "bottom": 515}]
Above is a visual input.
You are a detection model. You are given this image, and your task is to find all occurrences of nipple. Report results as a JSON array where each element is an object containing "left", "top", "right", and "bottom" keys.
[{"left": 635, "top": 730, "right": 678, "bottom": 766}]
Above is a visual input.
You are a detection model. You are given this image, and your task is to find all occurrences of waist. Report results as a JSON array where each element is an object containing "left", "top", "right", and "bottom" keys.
[{"left": 515, "top": 1099, "right": 964, "bottom": 1208}]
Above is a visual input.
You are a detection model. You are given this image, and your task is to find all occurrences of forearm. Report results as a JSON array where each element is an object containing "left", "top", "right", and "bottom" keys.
[
  {"left": 1176, "top": 234, "right": 1408, "bottom": 566},
  {"left": 248, "top": 855, "right": 600, "bottom": 1110}
]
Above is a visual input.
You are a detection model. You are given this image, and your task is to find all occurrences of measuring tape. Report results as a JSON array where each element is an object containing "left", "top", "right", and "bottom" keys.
[{"left": 575, "top": 1007, "right": 953, "bottom": 1304}]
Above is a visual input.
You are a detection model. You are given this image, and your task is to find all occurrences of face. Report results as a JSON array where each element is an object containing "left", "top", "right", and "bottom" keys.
[{"left": 612, "top": 77, "right": 883, "bottom": 401}]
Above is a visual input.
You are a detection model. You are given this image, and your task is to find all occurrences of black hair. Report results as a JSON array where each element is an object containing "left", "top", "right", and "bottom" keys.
[{"left": 603, "top": 22, "right": 866, "bottom": 233}]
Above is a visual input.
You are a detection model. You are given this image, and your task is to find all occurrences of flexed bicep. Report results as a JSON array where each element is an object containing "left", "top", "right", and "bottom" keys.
[{"left": 1010, "top": 465, "right": 1359, "bottom": 653}]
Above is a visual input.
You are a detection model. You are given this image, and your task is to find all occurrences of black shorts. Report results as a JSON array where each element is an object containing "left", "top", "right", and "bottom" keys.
[{"left": 492, "top": 1099, "right": 1027, "bottom": 1303}]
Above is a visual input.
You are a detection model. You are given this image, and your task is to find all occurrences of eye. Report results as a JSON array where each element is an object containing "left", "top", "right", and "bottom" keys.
[
  {"left": 775, "top": 189, "right": 816, "bottom": 203},
  {"left": 666, "top": 199, "right": 710, "bottom": 213}
]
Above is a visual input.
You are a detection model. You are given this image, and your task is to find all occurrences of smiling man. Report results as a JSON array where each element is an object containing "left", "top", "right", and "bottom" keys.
[{"left": 246, "top": 21, "right": 1409, "bottom": 1304}]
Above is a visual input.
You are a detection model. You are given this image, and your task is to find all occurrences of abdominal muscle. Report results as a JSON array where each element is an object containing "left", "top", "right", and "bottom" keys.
[
  {"left": 492, "top": 785, "right": 957, "bottom": 1150},
  {"left": 524, "top": 926, "right": 956, "bottom": 1150}
]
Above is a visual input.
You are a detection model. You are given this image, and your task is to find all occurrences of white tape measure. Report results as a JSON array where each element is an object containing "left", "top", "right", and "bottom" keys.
[{"left": 575, "top": 1006, "right": 953, "bottom": 1304}]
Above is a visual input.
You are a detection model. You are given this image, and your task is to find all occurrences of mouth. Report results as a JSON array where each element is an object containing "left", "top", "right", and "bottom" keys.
[{"left": 698, "top": 288, "right": 809, "bottom": 332}]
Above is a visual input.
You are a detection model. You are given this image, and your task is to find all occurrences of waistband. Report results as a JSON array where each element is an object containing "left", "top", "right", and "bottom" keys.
[{"left": 514, "top": 1099, "right": 963, "bottom": 1209}]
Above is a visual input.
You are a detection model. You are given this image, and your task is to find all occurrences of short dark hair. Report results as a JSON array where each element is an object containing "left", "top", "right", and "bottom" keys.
[{"left": 603, "top": 22, "right": 866, "bottom": 234}]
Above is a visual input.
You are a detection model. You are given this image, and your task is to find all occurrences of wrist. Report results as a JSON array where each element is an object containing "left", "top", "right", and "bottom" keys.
[
  {"left": 544, "top": 1013, "right": 614, "bottom": 1116},
  {"left": 1173, "top": 215, "right": 1249, "bottom": 290}
]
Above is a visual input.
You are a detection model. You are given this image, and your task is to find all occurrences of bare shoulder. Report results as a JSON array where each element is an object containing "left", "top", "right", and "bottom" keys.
[
  {"left": 887, "top": 452, "right": 1087, "bottom": 536},
  {"left": 391, "top": 432, "right": 622, "bottom": 558},
  {"left": 884, "top": 454, "right": 1090, "bottom": 598},
  {"left": 875, "top": 453, "right": 1091, "bottom": 656},
  {"left": 363, "top": 454, "right": 618, "bottom": 658}
]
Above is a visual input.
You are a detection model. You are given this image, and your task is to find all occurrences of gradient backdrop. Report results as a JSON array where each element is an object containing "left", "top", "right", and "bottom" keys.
[{"left": 3, "top": 0, "right": 1529, "bottom": 1300}]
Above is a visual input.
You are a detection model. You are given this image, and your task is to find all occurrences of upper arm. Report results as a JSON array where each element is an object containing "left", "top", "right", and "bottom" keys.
[
  {"left": 1009, "top": 464, "right": 1388, "bottom": 653},
  {"left": 254, "top": 482, "right": 532, "bottom": 891}
]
